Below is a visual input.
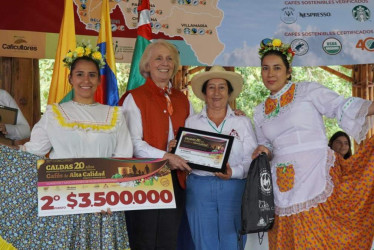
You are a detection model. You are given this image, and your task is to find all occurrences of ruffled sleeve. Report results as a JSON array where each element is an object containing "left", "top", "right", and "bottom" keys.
[
  {"left": 306, "top": 82, "right": 373, "bottom": 143},
  {"left": 339, "top": 98, "right": 372, "bottom": 143}
]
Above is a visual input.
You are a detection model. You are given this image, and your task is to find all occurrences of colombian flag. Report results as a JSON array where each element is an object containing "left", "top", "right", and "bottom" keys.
[
  {"left": 95, "top": 0, "right": 119, "bottom": 106},
  {"left": 48, "top": 0, "right": 76, "bottom": 104},
  {"left": 118, "top": 0, "right": 152, "bottom": 105}
]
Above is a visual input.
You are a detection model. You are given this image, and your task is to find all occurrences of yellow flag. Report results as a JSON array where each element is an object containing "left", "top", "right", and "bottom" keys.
[{"left": 47, "top": 0, "right": 76, "bottom": 104}]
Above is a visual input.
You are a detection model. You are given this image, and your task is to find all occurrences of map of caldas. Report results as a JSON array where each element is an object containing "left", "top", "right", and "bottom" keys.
[{"left": 74, "top": 0, "right": 224, "bottom": 65}]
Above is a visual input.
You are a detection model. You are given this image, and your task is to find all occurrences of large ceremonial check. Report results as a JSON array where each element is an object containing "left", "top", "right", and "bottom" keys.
[
  {"left": 172, "top": 127, "right": 233, "bottom": 173},
  {"left": 37, "top": 158, "right": 175, "bottom": 217}
]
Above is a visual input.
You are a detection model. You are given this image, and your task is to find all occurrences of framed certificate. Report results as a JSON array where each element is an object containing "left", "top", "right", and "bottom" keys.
[
  {"left": 0, "top": 105, "right": 18, "bottom": 146},
  {"left": 171, "top": 127, "right": 234, "bottom": 173},
  {"left": 0, "top": 105, "right": 18, "bottom": 125}
]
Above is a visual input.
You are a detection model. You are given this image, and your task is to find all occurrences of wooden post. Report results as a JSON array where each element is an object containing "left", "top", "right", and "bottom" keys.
[
  {"left": 0, "top": 57, "right": 41, "bottom": 130},
  {"left": 352, "top": 63, "right": 374, "bottom": 150}
]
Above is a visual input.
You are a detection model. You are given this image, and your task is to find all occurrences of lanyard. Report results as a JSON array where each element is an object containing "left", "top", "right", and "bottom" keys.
[{"left": 207, "top": 119, "right": 226, "bottom": 134}]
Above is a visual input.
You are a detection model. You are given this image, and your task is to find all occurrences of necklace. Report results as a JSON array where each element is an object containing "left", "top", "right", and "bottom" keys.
[{"left": 207, "top": 119, "right": 226, "bottom": 134}]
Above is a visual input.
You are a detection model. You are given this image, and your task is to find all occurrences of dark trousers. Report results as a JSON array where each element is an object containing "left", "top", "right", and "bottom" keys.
[{"left": 126, "top": 170, "right": 185, "bottom": 250}]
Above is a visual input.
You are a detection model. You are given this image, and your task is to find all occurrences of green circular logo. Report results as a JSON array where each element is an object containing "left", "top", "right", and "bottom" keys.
[
  {"left": 352, "top": 5, "right": 370, "bottom": 22},
  {"left": 322, "top": 38, "right": 342, "bottom": 55}
]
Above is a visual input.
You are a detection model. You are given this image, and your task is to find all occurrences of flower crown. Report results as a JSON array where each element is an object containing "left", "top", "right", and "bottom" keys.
[
  {"left": 63, "top": 42, "right": 105, "bottom": 69},
  {"left": 258, "top": 38, "right": 295, "bottom": 64}
]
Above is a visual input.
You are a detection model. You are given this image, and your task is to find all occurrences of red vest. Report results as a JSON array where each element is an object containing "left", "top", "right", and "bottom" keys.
[{"left": 130, "top": 78, "right": 190, "bottom": 151}]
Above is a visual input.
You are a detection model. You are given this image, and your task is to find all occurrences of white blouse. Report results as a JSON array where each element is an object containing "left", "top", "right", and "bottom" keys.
[
  {"left": 24, "top": 101, "right": 133, "bottom": 159},
  {"left": 254, "top": 81, "right": 373, "bottom": 216}
]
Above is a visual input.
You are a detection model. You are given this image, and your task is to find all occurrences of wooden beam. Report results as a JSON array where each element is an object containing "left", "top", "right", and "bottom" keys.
[
  {"left": 188, "top": 66, "right": 205, "bottom": 75},
  {"left": 342, "top": 65, "right": 353, "bottom": 70},
  {"left": 319, "top": 66, "right": 353, "bottom": 83}
]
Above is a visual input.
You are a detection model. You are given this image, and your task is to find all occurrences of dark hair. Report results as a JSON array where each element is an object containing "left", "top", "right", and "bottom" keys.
[
  {"left": 201, "top": 79, "right": 234, "bottom": 96},
  {"left": 328, "top": 131, "right": 352, "bottom": 159},
  {"left": 261, "top": 50, "right": 292, "bottom": 81},
  {"left": 69, "top": 56, "right": 101, "bottom": 77}
]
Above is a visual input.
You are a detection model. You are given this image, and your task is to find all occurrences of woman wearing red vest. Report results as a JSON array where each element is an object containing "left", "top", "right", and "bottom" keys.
[{"left": 122, "top": 40, "right": 193, "bottom": 250}]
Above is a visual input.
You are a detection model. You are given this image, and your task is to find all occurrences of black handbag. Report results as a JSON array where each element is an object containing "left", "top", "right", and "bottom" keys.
[{"left": 239, "top": 153, "right": 275, "bottom": 245}]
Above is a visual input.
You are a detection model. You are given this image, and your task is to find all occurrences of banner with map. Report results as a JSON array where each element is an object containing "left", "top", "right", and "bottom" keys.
[{"left": 0, "top": 0, "right": 373, "bottom": 66}]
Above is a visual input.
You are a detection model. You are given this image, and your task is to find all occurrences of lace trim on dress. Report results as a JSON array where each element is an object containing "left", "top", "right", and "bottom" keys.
[
  {"left": 260, "top": 82, "right": 298, "bottom": 123},
  {"left": 276, "top": 148, "right": 336, "bottom": 216},
  {"left": 52, "top": 104, "right": 120, "bottom": 132},
  {"left": 355, "top": 100, "right": 372, "bottom": 143},
  {"left": 338, "top": 97, "right": 354, "bottom": 123},
  {"left": 340, "top": 98, "right": 372, "bottom": 144}
]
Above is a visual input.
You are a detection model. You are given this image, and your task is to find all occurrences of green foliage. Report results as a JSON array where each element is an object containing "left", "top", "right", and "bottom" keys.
[
  {"left": 116, "top": 63, "right": 130, "bottom": 97},
  {"left": 235, "top": 67, "right": 266, "bottom": 119},
  {"left": 39, "top": 59, "right": 54, "bottom": 113}
]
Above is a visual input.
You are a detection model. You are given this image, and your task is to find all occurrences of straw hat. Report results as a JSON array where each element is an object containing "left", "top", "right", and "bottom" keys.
[{"left": 190, "top": 66, "right": 243, "bottom": 101}]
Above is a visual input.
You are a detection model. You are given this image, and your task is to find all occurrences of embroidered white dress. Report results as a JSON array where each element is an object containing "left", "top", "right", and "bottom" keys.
[
  {"left": 254, "top": 81, "right": 374, "bottom": 249},
  {"left": 254, "top": 81, "right": 372, "bottom": 215},
  {"left": 24, "top": 101, "right": 133, "bottom": 158}
]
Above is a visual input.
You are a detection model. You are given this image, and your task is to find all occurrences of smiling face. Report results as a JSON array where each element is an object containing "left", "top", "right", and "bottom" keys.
[
  {"left": 146, "top": 44, "right": 175, "bottom": 88},
  {"left": 331, "top": 136, "right": 350, "bottom": 157},
  {"left": 261, "top": 54, "right": 292, "bottom": 95},
  {"left": 204, "top": 78, "right": 230, "bottom": 111},
  {"left": 69, "top": 59, "right": 100, "bottom": 104}
]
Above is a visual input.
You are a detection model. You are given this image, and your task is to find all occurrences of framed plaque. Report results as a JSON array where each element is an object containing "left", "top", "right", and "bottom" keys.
[
  {"left": 0, "top": 105, "right": 18, "bottom": 146},
  {"left": 171, "top": 127, "right": 234, "bottom": 173},
  {"left": 0, "top": 105, "right": 18, "bottom": 125}
]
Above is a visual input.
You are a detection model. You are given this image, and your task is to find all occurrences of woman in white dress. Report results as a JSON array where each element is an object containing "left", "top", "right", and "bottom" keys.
[
  {"left": 22, "top": 54, "right": 132, "bottom": 159},
  {"left": 252, "top": 38, "right": 374, "bottom": 249},
  {"left": 0, "top": 44, "right": 133, "bottom": 249}
]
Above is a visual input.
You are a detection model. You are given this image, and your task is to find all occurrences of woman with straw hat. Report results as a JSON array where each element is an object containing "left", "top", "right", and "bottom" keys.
[{"left": 184, "top": 65, "right": 259, "bottom": 249}]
